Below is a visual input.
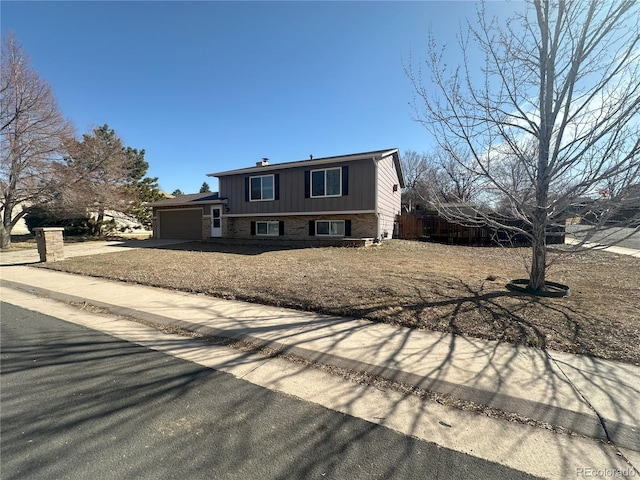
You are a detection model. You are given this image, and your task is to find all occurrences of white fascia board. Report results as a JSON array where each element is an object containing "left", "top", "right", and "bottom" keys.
[
  {"left": 156, "top": 207, "right": 206, "bottom": 212},
  {"left": 373, "top": 150, "right": 405, "bottom": 189},
  {"left": 225, "top": 210, "right": 376, "bottom": 218},
  {"left": 375, "top": 160, "right": 380, "bottom": 237},
  {"left": 151, "top": 199, "right": 227, "bottom": 209}
]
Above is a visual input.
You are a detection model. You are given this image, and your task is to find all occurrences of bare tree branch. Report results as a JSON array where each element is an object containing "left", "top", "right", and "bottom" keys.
[
  {"left": 1, "top": 32, "right": 74, "bottom": 248},
  {"left": 407, "top": 0, "right": 640, "bottom": 292}
]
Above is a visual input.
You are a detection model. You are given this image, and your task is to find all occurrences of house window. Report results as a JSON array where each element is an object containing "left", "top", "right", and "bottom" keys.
[
  {"left": 311, "top": 168, "right": 341, "bottom": 197},
  {"left": 252, "top": 220, "right": 283, "bottom": 236},
  {"left": 316, "top": 220, "right": 345, "bottom": 236},
  {"left": 256, "top": 221, "right": 280, "bottom": 236},
  {"left": 250, "top": 175, "right": 274, "bottom": 201}
]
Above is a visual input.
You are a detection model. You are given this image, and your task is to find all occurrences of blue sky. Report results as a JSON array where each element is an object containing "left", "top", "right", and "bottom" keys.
[{"left": 2, "top": 1, "right": 525, "bottom": 194}]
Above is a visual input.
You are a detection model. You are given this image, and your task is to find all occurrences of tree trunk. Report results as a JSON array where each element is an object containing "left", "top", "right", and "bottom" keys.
[
  {"left": 529, "top": 212, "right": 547, "bottom": 292},
  {"left": 1, "top": 200, "right": 14, "bottom": 249},
  {"left": 0, "top": 223, "right": 10, "bottom": 249}
]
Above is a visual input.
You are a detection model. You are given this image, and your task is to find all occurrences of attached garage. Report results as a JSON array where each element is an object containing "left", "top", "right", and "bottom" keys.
[
  {"left": 149, "top": 192, "right": 224, "bottom": 241},
  {"left": 157, "top": 208, "right": 203, "bottom": 240}
]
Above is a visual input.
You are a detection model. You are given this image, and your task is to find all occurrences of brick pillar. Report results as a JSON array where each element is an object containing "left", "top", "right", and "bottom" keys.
[{"left": 33, "top": 227, "right": 65, "bottom": 262}]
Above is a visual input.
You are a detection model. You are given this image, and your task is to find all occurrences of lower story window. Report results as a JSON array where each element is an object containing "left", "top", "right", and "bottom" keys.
[
  {"left": 316, "top": 220, "right": 344, "bottom": 236},
  {"left": 256, "top": 221, "right": 280, "bottom": 236}
]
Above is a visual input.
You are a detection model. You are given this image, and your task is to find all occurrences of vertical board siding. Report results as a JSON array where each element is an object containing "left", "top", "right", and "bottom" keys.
[
  {"left": 376, "top": 154, "right": 402, "bottom": 238},
  {"left": 218, "top": 158, "right": 376, "bottom": 215}
]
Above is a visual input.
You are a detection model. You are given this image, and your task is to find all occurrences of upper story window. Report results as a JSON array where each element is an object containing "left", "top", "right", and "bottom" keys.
[
  {"left": 311, "top": 167, "right": 341, "bottom": 198},
  {"left": 250, "top": 174, "right": 274, "bottom": 201}
]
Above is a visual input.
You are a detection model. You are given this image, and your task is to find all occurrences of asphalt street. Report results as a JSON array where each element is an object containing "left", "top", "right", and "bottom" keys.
[{"left": 0, "top": 303, "right": 541, "bottom": 480}]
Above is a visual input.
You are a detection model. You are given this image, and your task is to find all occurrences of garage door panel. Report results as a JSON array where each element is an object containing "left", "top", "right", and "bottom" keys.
[{"left": 159, "top": 209, "right": 202, "bottom": 239}]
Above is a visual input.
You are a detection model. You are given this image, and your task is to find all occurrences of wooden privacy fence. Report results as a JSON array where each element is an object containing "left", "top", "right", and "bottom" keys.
[{"left": 396, "top": 213, "right": 565, "bottom": 247}]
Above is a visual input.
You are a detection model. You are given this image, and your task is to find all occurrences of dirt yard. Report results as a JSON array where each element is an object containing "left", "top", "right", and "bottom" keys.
[{"left": 41, "top": 239, "right": 640, "bottom": 364}]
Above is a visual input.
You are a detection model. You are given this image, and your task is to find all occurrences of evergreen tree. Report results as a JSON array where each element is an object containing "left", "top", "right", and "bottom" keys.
[{"left": 63, "top": 124, "right": 163, "bottom": 234}]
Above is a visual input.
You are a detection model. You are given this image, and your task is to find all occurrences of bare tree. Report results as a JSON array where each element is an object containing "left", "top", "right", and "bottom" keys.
[
  {"left": 401, "top": 150, "right": 432, "bottom": 211},
  {"left": 0, "top": 33, "right": 73, "bottom": 248},
  {"left": 431, "top": 147, "right": 481, "bottom": 203},
  {"left": 402, "top": 149, "right": 481, "bottom": 212},
  {"left": 408, "top": 0, "right": 640, "bottom": 292}
]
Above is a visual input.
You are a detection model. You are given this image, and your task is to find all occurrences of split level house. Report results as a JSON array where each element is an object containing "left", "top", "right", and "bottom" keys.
[{"left": 149, "top": 148, "right": 405, "bottom": 245}]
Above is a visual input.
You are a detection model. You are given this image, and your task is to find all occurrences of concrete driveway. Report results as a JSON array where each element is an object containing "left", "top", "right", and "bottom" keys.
[{"left": 0, "top": 238, "right": 189, "bottom": 266}]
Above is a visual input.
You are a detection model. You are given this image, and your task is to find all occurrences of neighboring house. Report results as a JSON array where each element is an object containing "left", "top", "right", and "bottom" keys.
[
  {"left": 149, "top": 148, "right": 405, "bottom": 244},
  {"left": 10, "top": 203, "right": 31, "bottom": 235},
  {"left": 86, "top": 209, "right": 152, "bottom": 234}
]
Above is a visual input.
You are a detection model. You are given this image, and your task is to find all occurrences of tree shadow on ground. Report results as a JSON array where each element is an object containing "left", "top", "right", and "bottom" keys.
[
  {"left": 3, "top": 282, "right": 637, "bottom": 477},
  {"left": 334, "top": 275, "right": 631, "bottom": 364},
  {"left": 108, "top": 290, "right": 640, "bottom": 466},
  {"left": 1, "top": 311, "right": 546, "bottom": 479}
]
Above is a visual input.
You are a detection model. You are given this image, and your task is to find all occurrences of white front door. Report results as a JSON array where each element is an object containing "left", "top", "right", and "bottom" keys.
[{"left": 211, "top": 207, "right": 222, "bottom": 237}]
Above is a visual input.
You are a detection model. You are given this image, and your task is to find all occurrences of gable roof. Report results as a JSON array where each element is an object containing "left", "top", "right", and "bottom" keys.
[
  {"left": 208, "top": 148, "right": 405, "bottom": 187},
  {"left": 147, "top": 192, "right": 224, "bottom": 208}
]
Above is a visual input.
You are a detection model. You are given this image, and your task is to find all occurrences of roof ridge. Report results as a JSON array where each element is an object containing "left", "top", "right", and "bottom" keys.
[{"left": 208, "top": 148, "right": 399, "bottom": 177}]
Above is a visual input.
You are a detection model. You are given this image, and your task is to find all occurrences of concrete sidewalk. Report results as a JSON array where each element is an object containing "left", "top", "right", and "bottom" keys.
[
  {"left": 565, "top": 237, "right": 640, "bottom": 258},
  {"left": 0, "top": 239, "right": 189, "bottom": 266},
  {"left": 1, "top": 261, "right": 638, "bottom": 452}
]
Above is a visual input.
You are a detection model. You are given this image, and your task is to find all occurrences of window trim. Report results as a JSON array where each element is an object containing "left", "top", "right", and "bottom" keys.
[
  {"left": 249, "top": 174, "right": 275, "bottom": 202},
  {"left": 310, "top": 167, "right": 342, "bottom": 198},
  {"left": 315, "top": 220, "right": 345, "bottom": 237},
  {"left": 255, "top": 220, "right": 280, "bottom": 236}
]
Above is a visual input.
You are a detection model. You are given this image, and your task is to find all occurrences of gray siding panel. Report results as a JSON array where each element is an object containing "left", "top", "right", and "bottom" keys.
[{"left": 219, "top": 159, "right": 376, "bottom": 215}]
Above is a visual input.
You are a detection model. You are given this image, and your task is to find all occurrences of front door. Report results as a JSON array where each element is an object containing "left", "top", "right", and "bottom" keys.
[{"left": 211, "top": 207, "right": 222, "bottom": 237}]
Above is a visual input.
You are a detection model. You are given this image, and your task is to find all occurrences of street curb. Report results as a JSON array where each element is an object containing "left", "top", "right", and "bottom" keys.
[{"left": 4, "top": 278, "right": 637, "bottom": 450}]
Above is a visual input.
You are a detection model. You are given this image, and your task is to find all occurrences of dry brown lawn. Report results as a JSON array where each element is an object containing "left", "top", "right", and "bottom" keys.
[
  {"left": 40, "top": 240, "right": 640, "bottom": 364},
  {"left": 2, "top": 235, "right": 38, "bottom": 251}
]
